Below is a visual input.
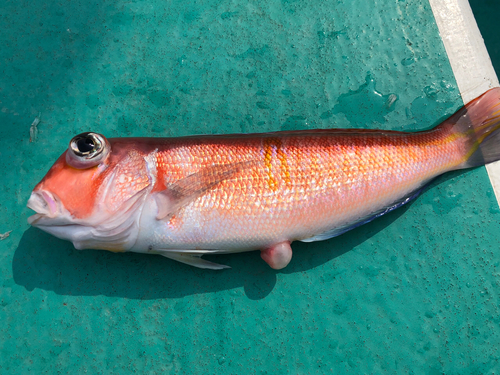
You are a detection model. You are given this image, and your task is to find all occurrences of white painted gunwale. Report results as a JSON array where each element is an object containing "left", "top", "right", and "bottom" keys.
[{"left": 429, "top": 0, "right": 500, "bottom": 204}]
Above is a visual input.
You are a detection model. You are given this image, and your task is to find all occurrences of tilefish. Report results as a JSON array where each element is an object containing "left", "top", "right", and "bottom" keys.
[{"left": 27, "top": 89, "right": 500, "bottom": 269}]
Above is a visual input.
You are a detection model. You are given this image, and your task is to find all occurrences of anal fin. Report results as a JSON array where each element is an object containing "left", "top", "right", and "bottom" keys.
[{"left": 300, "top": 182, "right": 432, "bottom": 243}]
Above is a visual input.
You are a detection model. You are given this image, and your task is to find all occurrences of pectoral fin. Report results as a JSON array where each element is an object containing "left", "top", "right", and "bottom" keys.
[{"left": 154, "top": 160, "right": 257, "bottom": 220}]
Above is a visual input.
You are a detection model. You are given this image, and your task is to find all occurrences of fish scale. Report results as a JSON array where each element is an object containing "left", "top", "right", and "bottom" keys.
[{"left": 148, "top": 128, "right": 461, "bottom": 250}]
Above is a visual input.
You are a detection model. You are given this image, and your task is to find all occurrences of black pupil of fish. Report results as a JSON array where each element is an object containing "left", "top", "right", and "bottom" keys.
[{"left": 77, "top": 137, "right": 95, "bottom": 153}]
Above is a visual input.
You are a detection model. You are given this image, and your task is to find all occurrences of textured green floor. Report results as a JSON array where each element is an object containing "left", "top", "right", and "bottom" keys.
[{"left": 1, "top": 0, "right": 500, "bottom": 373}]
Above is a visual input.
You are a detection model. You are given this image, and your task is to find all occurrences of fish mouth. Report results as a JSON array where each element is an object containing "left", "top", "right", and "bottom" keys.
[
  {"left": 27, "top": 190, "right": 93, "bottom": 244},
  {"left": 27, "top": 190, "right": 62, "bottom": 225},
  {"left": 26, "top": 186, "right": 147, "bottom": 252}
]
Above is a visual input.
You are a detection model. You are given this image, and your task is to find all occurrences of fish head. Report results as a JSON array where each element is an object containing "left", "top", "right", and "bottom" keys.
[{"left": 27, "top": 132, "right": 154, "bottom": 252}]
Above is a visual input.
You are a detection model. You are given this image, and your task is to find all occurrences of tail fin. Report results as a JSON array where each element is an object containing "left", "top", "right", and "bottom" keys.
[{"left": 449, "top": 88, "right": 500, "bottom": 169}]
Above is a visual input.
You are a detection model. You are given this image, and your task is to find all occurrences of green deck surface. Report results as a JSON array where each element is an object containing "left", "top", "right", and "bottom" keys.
[{"left": 1, "top": 0, "right": 500, "bottom": 373}]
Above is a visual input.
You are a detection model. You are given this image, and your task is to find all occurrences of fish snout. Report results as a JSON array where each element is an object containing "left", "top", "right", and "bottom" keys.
[{"left": 27, "top": 190, "right": 61, "bottom": 219}]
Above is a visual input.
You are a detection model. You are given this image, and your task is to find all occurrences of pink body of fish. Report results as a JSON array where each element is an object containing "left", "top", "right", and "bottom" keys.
[{"left": 27, "top": 88, "right": 500, "bottom": 269}]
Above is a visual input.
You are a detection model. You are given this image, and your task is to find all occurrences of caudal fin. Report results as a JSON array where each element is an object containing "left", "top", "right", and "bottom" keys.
[{"left": 448, "top": 88, "right": 500, "bottom": 169}]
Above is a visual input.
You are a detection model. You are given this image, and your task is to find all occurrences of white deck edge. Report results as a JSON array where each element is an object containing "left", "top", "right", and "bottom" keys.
[{"left": 429, "top": 0, "right": 500, "bottom": 205}]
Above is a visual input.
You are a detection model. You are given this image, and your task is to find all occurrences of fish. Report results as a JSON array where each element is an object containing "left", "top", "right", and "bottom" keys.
[{"left": 27, "top": 88, "right": 500, "bottom": 270}]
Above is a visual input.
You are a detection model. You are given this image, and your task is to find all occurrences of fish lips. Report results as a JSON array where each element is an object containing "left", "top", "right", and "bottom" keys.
[
  {"left": 27, "top": 190, "right": 95, "bottom": 245},
  {"left": 27, "top": 191, "right": 71, "bottom": 226},
  {"left": 27, "top": 188, "right": 144, "bottom": 252}
]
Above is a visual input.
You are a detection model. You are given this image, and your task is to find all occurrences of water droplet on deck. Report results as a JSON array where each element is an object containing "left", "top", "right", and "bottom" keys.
[
  {"left": 330, "top": 73, "right": 398, "bottom": 125},
  {"left": 281, "top": 115, "right": 307, "bottom": 131},
  {"left": 401, "top": 57, "right": 414, "bottom": 66}
]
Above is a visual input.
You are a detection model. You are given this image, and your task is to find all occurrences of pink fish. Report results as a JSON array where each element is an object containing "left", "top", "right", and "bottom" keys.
[{"left": 27, "top": 88, "right": 500, "bottom": 269}]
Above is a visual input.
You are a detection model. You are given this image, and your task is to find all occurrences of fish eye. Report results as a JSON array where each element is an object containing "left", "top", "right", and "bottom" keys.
[
  {"left": 66, "top": 132, "right": 110, "bottom": 169},
  {"left": 76, "top": 137, "right": 95, "bottom": 153}
]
